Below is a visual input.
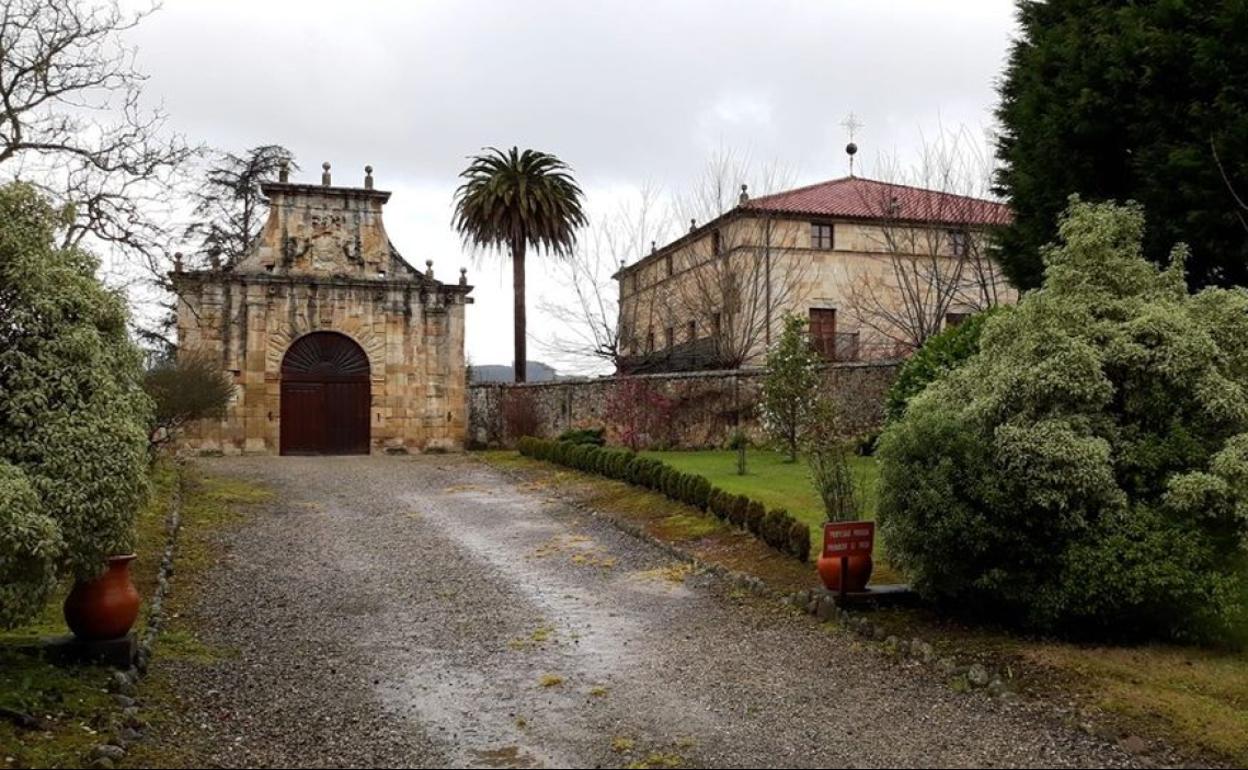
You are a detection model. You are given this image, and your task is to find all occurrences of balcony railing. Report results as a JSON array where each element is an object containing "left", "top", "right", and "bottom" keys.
[{"left": 812, "top": 331, "right": 860, "bottom": 362}]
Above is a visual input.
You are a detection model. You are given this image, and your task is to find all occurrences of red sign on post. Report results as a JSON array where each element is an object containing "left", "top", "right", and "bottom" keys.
[{"left": 822, "top": 521, "right": 875, "bottom": 559}]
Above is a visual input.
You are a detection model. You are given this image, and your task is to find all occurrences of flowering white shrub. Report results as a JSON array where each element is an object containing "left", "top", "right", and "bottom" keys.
[{"left": 878, "top": 198, "right": 1248, "bottom": 642}]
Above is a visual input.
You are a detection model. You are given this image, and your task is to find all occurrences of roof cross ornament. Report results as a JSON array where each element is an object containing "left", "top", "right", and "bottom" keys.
[{"left": 841, "top": 112, "right": 863, "bottom": 177}]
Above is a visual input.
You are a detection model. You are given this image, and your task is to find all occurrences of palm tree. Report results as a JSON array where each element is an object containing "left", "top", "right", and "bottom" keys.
[{"left": 453, "top": 147, "right": 587, "bottom": 383}]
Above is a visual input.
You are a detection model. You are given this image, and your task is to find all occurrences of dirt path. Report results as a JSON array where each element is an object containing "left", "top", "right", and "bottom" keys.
[{"left": 143, "top": 455, "right": 1144, "bottom": 768}]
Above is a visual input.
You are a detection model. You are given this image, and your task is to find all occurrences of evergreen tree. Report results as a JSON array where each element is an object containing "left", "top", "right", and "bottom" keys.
[
  {"left": 185, "top": 144, "right": 298, "bottom": 267},
  {"left": 994, "top": 0, "right": 1248, "bottom": 290},
  {"left": 0, "top": 183, "right": 152, "bottom": 627},
  {"left": 759, "top": 314, "right": 823, "bottom": 462}
]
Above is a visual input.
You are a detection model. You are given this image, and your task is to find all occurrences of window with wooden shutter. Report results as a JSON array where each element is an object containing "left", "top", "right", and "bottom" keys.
[{"left": 809, "top": 308, "right": 838, "bottom": 360}]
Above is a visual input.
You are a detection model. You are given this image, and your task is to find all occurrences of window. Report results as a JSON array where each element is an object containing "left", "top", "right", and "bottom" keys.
[
  {"left": 665, "top": 327, "right": 675, "bottom": 350},
  {"left": 687, "top": 320, "right": 697, "bottom": 342},
  {"left": 945, "top": 311, "right": 970, "bottom": 328},
  {"left": 711, "top": 312, "right": 722, "bottom": 337},
  {"left": 809, "top": 307, "right": 838, "bottom": 360},
  {"left": 665, "top": 254, "right": 673, "bottom": 277},
  {"left": 646, "top": 330, "right": 655, "bottom": 353},
  {"left": 810, "top": 223, "right": 834, "bottom": 250},
  {"left": 949, "top": 229, "right": 970, "bottom": 257},
  {"left": 711, "top": 230, "right": 723, "bottom": 256}
]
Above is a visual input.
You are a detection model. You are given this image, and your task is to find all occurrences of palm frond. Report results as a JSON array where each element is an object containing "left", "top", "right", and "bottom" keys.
[{"left": 451, "top": 146, "right": 587, "bottom": 258}]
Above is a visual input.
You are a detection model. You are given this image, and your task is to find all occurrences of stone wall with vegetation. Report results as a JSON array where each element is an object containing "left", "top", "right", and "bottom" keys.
[{"left": 468, "top": 362, "right": 899, "bottom": 449}]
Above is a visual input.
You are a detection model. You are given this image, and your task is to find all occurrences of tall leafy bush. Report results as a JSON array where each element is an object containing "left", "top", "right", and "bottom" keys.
[
  {"left": 878, "top": 199, "right": 1248, "bottom": 642},
  {"left": 883, "top": 309, "right": 998, "bottom": 423},
  {"left": 0, "top": 183, "right": 152, "bottom": 627}
]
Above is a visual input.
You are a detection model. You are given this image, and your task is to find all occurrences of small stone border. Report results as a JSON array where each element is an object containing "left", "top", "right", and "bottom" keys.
[
  {"left": 86, "top": 460, "right": 186, "bottom": 770},
  {"left": 785, "top": 589, "right": 1011, "bottom": 696},
  {"left": 485, "top": 456, "right": 1013, "bottom": 698}
]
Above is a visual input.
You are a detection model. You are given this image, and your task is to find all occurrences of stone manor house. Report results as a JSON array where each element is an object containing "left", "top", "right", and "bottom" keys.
[
  {"left": 614, "top": 175, "right": 1014, "bottom": 373},
  {"left": 172, "top": 164, "right": 472, "bottom": 455}
]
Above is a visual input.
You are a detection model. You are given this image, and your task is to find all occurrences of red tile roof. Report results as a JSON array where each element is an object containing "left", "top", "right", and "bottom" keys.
[{"left": 740, "top": 176, "right": 1011, "bottom": 226}]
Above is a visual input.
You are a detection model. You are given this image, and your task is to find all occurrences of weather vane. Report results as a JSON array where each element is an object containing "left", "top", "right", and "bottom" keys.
[{"left": 841, "top": 112, "right": 863, "bottom": 176}]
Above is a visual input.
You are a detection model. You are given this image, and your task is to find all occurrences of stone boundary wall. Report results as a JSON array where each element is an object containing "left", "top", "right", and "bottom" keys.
[{"left": 467, "top": 361, "right": 900, "bottom": 449}]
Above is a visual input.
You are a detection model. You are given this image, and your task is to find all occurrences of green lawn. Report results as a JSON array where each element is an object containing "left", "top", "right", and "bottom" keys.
[
  {"left": 640, "top": 448, "right": 890, "bottom": 581},
  {"left": 641, "top": 448, "right": 879, "bottom": 533}
]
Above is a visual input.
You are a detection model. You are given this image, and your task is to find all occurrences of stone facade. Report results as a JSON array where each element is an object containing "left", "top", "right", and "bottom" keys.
[
  {"left": 615, "top": 176, "right": 1016, "bottom": 372},
  {"left": 172, "top": 164, "right": 473, "bottom": 455},
  {"left": 468, "top": 362, "right": 899, "bottom": 449}
]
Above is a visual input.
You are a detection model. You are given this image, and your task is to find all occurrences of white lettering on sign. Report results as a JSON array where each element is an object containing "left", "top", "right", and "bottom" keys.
[{"left": 822, "top": 521, "right": 875, "bottom": 559}]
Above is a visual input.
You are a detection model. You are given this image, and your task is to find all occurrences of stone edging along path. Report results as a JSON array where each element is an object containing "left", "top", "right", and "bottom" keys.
[{"left": 85, "top": 460, "right": 186, "bottom": 770}]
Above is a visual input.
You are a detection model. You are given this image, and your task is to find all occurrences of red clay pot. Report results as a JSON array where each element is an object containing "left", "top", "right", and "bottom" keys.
[
  {"left": 63, "top": 554, "right": 140, "bottom": 641},
  {"left": 817, "top": 553, "right": 873, "bottom": 593}
]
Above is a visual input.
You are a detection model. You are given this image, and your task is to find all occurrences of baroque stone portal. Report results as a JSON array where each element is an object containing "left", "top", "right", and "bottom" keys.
[{"left": 172, "top": 163, "right": 473, "bottom": 455}]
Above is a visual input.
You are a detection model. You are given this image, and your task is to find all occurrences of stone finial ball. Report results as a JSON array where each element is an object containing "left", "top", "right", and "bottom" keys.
[
  {"left": 846, "top": 142, "right": 858, "bottom": 156},
  {"left": 322, "top": 161, "right": 331, "bottom": 170}
]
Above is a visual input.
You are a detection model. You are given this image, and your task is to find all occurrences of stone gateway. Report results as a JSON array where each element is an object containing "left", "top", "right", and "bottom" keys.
[{"left": 172, "top": 163, "right": 473, "bottom": 455}]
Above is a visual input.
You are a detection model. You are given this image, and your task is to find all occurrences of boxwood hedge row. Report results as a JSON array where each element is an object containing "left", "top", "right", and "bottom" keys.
[{"left": 517, "top": 437, "right": 810, "bottom": 562}]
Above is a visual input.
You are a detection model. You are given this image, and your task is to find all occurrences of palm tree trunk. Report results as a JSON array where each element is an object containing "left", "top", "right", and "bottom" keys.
[{"left": 513, "top": 239, "right": 527, "bottom": 383}]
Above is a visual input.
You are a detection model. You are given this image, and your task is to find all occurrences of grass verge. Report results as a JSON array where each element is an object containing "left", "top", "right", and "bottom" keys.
[
  {"left": 0, "top": 462, "right": 271, "bottom": 769},
  {"left": 121, "top": 466, "right": 272, "bottom": 768},
  {"left": 0, "top": 461, "right": 177, "bottom": 768}
]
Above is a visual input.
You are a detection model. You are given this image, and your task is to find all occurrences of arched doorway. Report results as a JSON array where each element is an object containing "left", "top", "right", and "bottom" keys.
[{"left": 280, "top": 332, "right": 371, "bottom": 455}]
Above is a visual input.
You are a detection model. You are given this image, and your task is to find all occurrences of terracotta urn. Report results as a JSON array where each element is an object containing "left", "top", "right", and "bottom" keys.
[
  {"left": 63, "top": 554, "right": 141, "bottom": 641},
  {"left": 817, "top": 553, "right": 874, "bottom": 593}
]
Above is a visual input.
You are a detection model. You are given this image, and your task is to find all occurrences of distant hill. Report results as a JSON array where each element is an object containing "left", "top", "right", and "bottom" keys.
[{"left": 468, "top": 361, "right": 559, "bottom": 383}]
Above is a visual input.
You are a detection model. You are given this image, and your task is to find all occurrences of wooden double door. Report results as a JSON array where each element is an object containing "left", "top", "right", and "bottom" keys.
[{"left": 279, "top": 332, "right": 371, "bottom": 455}]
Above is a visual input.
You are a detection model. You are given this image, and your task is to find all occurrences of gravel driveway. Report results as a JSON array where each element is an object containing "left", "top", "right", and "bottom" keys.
[{"left": 147, "top": 455, "right": 1145, "bottom": 769}]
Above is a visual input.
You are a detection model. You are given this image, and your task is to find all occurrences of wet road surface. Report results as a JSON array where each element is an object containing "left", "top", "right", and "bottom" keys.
[{"left": 146, "top": 455, "right": 1145, "bottom": 768}]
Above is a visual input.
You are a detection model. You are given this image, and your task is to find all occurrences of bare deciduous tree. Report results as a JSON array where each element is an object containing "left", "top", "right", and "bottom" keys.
[
  {"left": 605, "top": 148, "right": 811, "bottom": 373},
  {"left": 0, "top": 0, "right": 194, "bottom": 268},
  {"left": 670, "top": 211, "right": 810, "bottom": 369},
  {"left": 538, "top": 183, "right": 667, "bottom": 374},
  {"left": 0, "top": 0, "right": 196, "bottom": 359},
  {"left": 542, "top": 147, "right": 811, "bottom": 374},
  {"left": 667, "top": 147, "right": 810, "bottom": 369},
  {"left": 842, "top": 125, "right": 1012, "bottom": 355}
]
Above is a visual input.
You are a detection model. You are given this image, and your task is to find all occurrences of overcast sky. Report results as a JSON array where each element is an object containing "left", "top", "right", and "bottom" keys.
[{"left": 121, "top": 0, "right": 1019, "bottom": 372}]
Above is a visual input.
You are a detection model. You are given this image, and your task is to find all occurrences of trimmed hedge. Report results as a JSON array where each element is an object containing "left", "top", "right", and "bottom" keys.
[
  {"left": 517, "top": 437, "right": 811, "bottom": 563},
  {"left": 556, "top": 427, "right": 606, "bottom": 446}
]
